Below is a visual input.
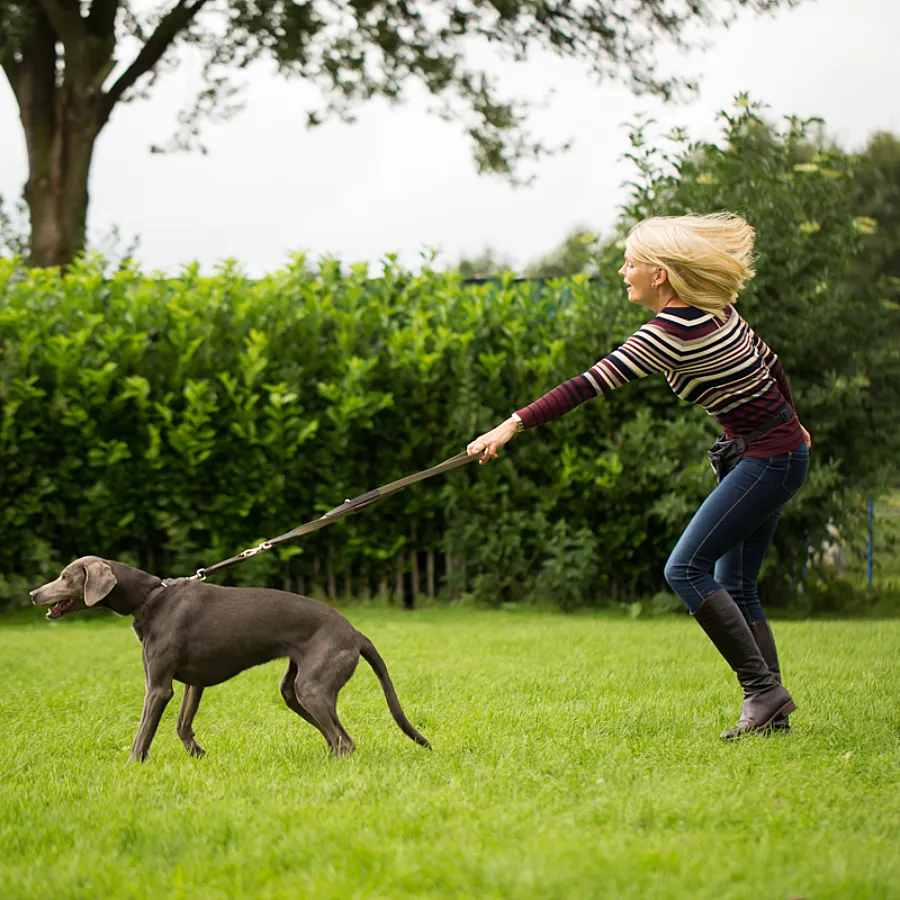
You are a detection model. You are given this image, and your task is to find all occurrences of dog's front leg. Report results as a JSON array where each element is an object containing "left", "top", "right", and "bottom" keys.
[
  {"left": 130, "top": 679, "right": 174, "bottom": 762},
  {"left": 176, "top": 685, "right": 206, "bottom": 757}
]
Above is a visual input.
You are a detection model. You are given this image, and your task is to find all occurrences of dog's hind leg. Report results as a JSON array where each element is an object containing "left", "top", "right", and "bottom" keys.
[
  {"left": 176, "top": 685, "right": 205, "bottom": 757},
  {"left": 293, "top": 648, "right": 360, "bottom": 758},
  {"left": 279, "top": 661, "right": 328, "bottom": 741}
]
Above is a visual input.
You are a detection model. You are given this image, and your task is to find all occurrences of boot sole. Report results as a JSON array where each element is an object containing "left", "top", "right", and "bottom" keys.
[
  {"left": 720, "top": 699, "right": 797, "bottom": 740},
  {"left": 771, "top": 699, "right": 797, "bottom": 722},
  {"left": 758, "top": 700, "right": 795, "bottom": 735}
]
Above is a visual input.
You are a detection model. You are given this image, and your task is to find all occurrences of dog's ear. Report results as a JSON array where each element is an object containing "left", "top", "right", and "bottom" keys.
[{"left": 84, "top": 559, "right": 117, "bottom": 606}]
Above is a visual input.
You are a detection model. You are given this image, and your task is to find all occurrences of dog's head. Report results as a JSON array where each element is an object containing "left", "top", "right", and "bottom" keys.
[{"left": 30, "top": 556, "right": 118, "bottom": 620}]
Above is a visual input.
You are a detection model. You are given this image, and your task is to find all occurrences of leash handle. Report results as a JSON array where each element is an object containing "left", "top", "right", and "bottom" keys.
[{"left": 184, "top": 450, "right": 480, "bottom": 583}]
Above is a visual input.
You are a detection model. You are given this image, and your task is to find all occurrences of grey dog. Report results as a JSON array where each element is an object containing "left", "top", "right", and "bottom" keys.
[{"left": 31, "top": 556, "right": 431, "bottom": 762}]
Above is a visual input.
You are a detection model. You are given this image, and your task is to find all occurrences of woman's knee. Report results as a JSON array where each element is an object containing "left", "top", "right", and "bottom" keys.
[{"left": 664, "top": 552, "right": 690, "bottom": 592}]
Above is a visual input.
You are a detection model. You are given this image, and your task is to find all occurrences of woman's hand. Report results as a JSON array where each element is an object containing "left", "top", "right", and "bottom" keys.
[
  {"left": 467, "top": 417, "right": 519, "bottom": 464},
  {"left": 800, "top": 423, "right": 812, "bottom": 449}
]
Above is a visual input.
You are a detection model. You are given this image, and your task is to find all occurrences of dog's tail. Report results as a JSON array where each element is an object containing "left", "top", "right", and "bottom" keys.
[{"left": 359, "top": 635, "right": 431, "bottom": 749}]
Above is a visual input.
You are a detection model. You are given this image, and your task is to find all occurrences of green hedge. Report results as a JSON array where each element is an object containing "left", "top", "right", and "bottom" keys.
[{"left": 0, "top": 256, "right": 718, "bottom": 608}]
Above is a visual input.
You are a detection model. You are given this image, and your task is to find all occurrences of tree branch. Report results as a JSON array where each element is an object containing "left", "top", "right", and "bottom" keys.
[
  {"left": 36, "top": 0, "right": 85, "bottom": 49},
  {"left": 101, "top": 0, "right": 208, "bottom": 122},
  {"left": 83, "top": 0, "right": 121, "bottom": 91},
  {"left": 87, "top": 0, "right": 120, "bottom": 40}
]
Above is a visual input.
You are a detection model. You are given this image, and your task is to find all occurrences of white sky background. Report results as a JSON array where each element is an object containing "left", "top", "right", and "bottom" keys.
[{"left": 0, "top": 0, "right": 897, "bottom": 276}]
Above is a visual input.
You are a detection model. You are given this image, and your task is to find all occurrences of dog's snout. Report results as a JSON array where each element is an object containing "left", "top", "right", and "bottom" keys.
[{"left": 29, "top": 588, "right": 40, "bottom": 602}]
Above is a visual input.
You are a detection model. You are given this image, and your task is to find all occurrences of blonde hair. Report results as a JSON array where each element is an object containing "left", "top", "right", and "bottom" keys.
[{"left": 626, "top": 212, "right": 756, "bottom": 316}]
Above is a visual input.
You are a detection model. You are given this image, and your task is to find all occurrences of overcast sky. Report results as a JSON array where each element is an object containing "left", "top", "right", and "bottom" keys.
[{"left": 1, "top": 0, "right": 897, "bottom": 277}]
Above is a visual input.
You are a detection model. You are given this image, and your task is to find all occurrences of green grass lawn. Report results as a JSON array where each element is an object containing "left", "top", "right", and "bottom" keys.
[{"left": 1, "top": 608, "right": 897, "bottom": 899}]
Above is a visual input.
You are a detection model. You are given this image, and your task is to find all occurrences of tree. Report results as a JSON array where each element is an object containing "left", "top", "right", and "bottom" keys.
[
  {"left": 524, "top": 227, "right": 600, "bottom": 277},
  {"left": 456, "top": 247, "right": 515, "bottom": 279},
  {"left": 851, "top": 132, "right": 900, "bottom": 282},
  {"left": 454, "top": 228, "right": 602, "bottom": 279},
  {"left": 0, "top": 0, "right": 802, "bottom": 269}
]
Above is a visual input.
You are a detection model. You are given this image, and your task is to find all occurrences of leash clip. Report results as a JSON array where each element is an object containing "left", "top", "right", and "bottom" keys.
[{"left": 240, "top": 540, "right": 273, "bottom": 559}]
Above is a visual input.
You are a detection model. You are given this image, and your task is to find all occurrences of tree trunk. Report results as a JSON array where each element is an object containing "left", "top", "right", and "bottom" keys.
[
  {"left": 411, "top": 546, "right": 420, "bottom": 607},
  {"left": 327, "top": 542, "right": 337, "bottom": 601},
  {"left": 24, "top": 105, "right": 99, "bottom": 270},
  {"left": 4, "top": 7, "right": 107, "bottom": 269},
  {"left": 395, "top": 551, "right": 405, "bottom": 608},
  {"left": 447, "top": 551, "right": 458, "bottom": 601},
  {"left": 426, "top": 550, "right": 435, "bottom": 601}
]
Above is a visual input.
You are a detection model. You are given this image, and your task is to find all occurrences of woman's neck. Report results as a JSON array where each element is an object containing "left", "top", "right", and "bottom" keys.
[{"left": 654, "top": 293, "right": 690, "bottom": 313}]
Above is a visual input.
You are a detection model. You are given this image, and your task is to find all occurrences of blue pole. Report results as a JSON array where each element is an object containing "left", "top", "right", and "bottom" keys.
[{"left": 867, "top": 498, "right": 874, "bottom": 588}]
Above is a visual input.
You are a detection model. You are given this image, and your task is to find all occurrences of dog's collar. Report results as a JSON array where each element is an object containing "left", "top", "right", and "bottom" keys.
[
  {"left": 129, "top": 583, "right": 168, "bottom": 616},
  {"left": 159, "top": 577, "right": 186, "bottom": 589}
]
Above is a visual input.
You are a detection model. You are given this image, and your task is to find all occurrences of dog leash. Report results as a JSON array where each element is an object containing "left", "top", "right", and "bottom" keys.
[{"left": 169, "top": 450, "right": 481, "bottom": 584}]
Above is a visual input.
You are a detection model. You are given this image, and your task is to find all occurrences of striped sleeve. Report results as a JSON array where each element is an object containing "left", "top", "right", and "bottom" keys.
[
  {"left": 515, "top": 321, "right": 681, "bottom": 429},
  {"left": 752, "top": 331, "right": 795, "bottom": 410}
]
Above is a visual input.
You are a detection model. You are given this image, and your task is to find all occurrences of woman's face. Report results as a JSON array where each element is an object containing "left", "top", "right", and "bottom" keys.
[{"left": 618, "top": 253, "right": 662, "bottom": 310}]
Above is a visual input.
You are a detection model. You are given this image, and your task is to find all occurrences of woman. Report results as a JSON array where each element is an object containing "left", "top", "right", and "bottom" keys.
[{"left": 467, "top": 212, "right": 810, "bottom": 739}]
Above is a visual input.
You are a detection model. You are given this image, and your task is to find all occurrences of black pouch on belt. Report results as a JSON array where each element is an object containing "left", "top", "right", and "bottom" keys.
[{"left": 707, "top": 407, "right": 794, "bottom": 483}]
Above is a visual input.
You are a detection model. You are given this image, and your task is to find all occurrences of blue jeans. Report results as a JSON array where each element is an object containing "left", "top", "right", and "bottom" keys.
[{"left": 664, "top": 444, "right": 809, "bottom": 620}]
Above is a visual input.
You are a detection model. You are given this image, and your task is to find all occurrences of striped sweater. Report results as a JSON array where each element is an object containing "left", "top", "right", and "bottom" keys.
[{"left": 514, "top": 304, "right": 804, "bottom": 458}]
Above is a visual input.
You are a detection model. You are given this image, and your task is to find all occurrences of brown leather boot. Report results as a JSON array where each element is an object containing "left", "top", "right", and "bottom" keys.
[
  {"left": 692, "top": 589, "right": 796, "bottom": 740},
  {"left": 751, "top": 619, "right": 790, "bottom": 733}
]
